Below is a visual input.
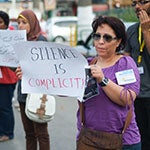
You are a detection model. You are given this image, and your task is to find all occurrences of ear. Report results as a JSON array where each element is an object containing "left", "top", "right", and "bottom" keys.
[{"left": 116, "top": 39, "right": 121, "bottom": 47}]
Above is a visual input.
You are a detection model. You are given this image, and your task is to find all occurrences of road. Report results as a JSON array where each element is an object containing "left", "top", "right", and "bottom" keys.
[{"left": 0, "top": 96, "right": 78, "bottom": 150}]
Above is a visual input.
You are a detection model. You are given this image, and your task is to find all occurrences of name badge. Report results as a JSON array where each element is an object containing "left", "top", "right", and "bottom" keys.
[
  {"left": 115, "top": 69, "right": 136, "bottom": 85},
  {"left": 138, "top": 66, "right": 144, "bottom": 74}
]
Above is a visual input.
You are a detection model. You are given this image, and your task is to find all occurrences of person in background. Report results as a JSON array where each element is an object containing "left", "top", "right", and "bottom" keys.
[
  {"left": 76, "top": 16, "right": 141, "bottom": 150},
  {"left": 0, "top": 10, "right": 18, "bottom": 142},
  {"left": 15, "top": 10, "right": 50, "bottom": 150},
  {"left": 124, "top": 1, "right": 150, "bottom": 149}
]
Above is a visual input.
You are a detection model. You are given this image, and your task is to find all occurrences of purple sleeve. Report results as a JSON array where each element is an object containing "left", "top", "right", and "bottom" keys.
[{"left": 117, "top": 56, "right": 140, "bottom": 95}]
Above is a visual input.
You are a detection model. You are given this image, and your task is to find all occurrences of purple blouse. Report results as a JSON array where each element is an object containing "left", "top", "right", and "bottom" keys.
[{"left": 77, "top": 55, "right": 141, "bottom": 145}]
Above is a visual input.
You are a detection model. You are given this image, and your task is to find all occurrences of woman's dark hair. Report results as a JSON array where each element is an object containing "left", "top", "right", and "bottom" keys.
[
  {"left": 92, "top": 16, "right": 126, "bottom": 52},
  {"left": 0, "top": 11, "right": 9, "bottom": 28}
]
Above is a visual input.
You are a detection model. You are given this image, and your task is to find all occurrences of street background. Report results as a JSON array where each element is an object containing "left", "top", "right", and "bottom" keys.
[
  {"left": 0, "top": 95, "right": 78, "bottom": 150},
  {"left": 0, "top": 1, "right": 137, "bottom": 150}
]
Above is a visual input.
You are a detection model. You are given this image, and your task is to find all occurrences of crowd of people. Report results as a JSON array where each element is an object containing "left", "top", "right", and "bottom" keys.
[{"left": 0, "top": 0, "right": 150, "bottom": 150}]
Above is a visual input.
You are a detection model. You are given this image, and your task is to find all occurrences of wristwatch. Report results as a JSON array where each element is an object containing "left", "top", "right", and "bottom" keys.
[{"left": 99, "top": 77, "right": 109, "bottom": 87}]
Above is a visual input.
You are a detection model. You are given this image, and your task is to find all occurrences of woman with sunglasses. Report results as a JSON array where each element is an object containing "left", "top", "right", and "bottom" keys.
[{"left": 76, "top": 16, "right": 141, "bottom": 150}]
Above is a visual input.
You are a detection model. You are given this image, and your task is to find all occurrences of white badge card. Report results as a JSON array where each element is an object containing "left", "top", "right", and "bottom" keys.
[
  {"left": 115, "top": 69, "right": 136, "bottom": 85},
  {"left": 0, "top": 68, "right": 2, "bottom": 78},
  {"left": 138, "top": 66, "right": 144, "bottom": 74}
]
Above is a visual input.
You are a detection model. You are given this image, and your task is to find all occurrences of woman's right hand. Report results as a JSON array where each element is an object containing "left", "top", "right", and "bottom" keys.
[
  {"left": 15, "top": 66, "right": 22, "bottom": 80},
  {"left": 90, "top": 64, "right": 104, "bottom": 83}
]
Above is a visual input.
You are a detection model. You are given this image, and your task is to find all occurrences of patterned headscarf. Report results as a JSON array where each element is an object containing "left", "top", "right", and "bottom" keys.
[{"left": 17, "top": 9, "right": 41, "bottom": 41}]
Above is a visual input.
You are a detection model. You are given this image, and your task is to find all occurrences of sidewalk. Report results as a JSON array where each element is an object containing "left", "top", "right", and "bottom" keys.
[
  {"left": 0, "top": 105, "right": 25, "bottom": 150},
  {"left": 0, "top": 96, "right": 77, "bottom": 150}
]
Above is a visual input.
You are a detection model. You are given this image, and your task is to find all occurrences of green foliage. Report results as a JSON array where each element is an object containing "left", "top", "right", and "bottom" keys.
[{"left": 95, "top": 7, "right": 138, "bottom": 22}]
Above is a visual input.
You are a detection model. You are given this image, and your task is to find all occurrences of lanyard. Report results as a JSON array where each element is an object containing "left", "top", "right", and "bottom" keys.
[{"left": 138, "top": 26, "right": 145, "bottom": 64}]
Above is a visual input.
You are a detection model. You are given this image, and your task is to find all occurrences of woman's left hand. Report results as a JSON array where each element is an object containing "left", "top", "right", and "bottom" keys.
[{"left": 15, "top": 66, "right": 22, "bottom": 80}]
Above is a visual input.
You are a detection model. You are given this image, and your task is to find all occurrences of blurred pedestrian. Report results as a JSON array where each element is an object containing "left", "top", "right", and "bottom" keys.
[
  {"left": 15, "top": 9, "right": 50, "bottom": 150},
  {"left": 76, "top": 16, "right": 141, "bottom": 150},
  {"left": 124, "top": 1, "right": 150, "bottom": 149},
  {"left": 0, "top": 10, "right": 18, "bottom": 142}
]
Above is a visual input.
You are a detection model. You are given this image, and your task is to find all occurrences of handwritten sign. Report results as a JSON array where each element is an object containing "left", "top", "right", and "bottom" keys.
[
  {"left": 0, "top": 30, "right": 26, "bottom": 67},
  {"left": 14, "top": 41, "right": 88, "bottom": 98}
]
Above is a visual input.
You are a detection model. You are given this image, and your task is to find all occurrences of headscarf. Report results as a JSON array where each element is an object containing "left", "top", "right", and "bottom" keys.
[
  {"left": 17, "top": 9, "right": 41, "bottom": 41},
  {"left": 0, "top": 11, "right": 9, "bottom": 28}
]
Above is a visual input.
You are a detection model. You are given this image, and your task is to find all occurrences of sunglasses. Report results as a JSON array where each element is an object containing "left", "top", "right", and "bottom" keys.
[
  {"left": 131, "top": 0, "right": 150, "bottom": 7},
  {"left": 92, "top": 33, "right": 117, "bottom": 43}
]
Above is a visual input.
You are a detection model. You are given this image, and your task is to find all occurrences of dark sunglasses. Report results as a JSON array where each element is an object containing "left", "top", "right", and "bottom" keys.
[
  {"left": 92, "top": 33, "right": 117, "bottom": 43},
  {"left": 131, "top": 0, "right": 150, "bottom": 7}
]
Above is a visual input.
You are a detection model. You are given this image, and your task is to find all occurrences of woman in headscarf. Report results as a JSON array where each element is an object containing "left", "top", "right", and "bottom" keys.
[
  {"left": 0, "top": 11, "right": 18, "bottom": 142},
  {"left": 15, "top": 10, "right": 50, "bottom": 150}
]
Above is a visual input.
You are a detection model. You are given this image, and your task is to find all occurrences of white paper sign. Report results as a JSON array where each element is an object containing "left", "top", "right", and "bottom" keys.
[
  {"left": 0, "top": 30, "right": 26, "bottom": 67},
  {"left": 14, "top": 41, "right": 88, "bottom": 98}
]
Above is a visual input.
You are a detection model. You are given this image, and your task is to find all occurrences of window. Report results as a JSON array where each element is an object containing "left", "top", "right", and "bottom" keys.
[{"left": 55, "top": 21, "right": 77, "bottom": 27}]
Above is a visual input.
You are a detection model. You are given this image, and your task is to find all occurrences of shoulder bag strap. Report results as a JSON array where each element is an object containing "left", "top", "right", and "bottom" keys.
[
  {"left": 122, "top": 89, "right": 133, "bottom": 133},
  {"left": 36, "top": 94, "right": 47, "bottom": 119},
  {"left": 78, "top": 101, "right": 85, "bottom": 127},
  {"left": 90, "top": 57, "right": 98, "bottom": 65}
]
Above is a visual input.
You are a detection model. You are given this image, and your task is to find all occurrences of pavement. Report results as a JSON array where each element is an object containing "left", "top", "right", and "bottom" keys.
[{"left": 0, "top": 96, "right": 78, "bottom": 150}]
